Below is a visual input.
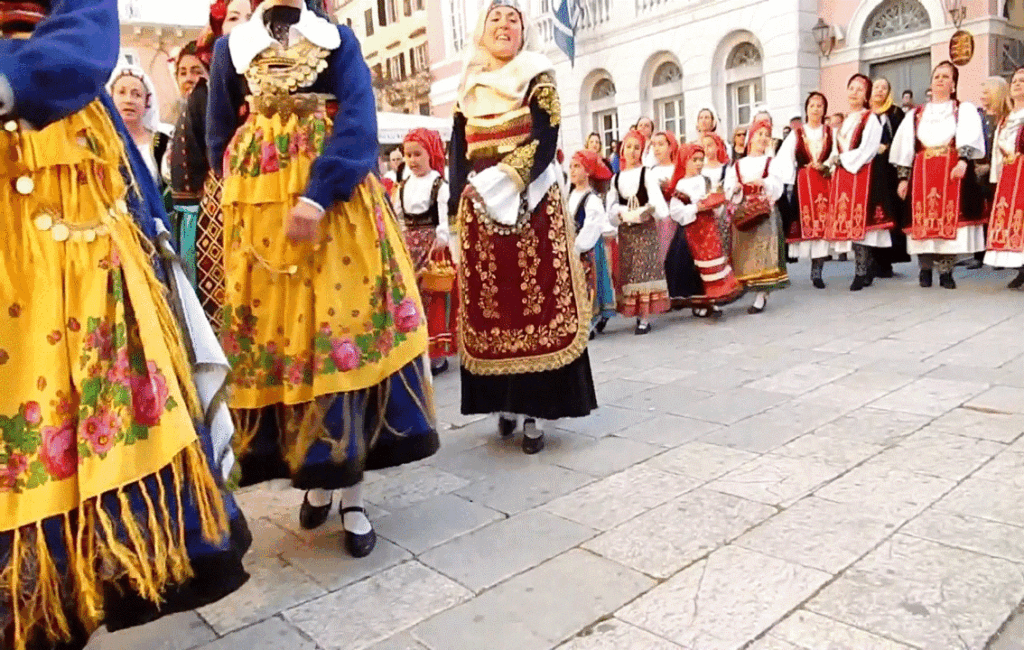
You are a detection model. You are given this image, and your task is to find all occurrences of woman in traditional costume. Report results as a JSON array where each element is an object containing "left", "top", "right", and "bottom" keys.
[
  {"left": 700, "top": 131, "right": 733, "bottom": 266},
  {"left": 892, "top": 61, "right": 986, "bottom": 290},
  {"left": 568, "top": 150, "right": 616, "bottom": 335},
  {"left": 170, "top": 0, "right": 252, "bottom": 318},
  {"left": 607, "top": 129, "right": 672, "bottom": 334},
  {"left": 693, "top": 105, "right": 720, "bottom": 142},
  {"left": 206, "top": 0, "right": 438, "bottom": 557},
  {"left": 637, "top": 116, "right": 657, "bottom": 168},
  {"left": 667, "top": 143, "right": 742, "bottom": 315},
  {"left": 448, "top": 0, "right": 596, "bottom": 454},
  {"left": 826, "top": 74, "right": 892, "bottom": 291},
  {"left": 392, "top": 128, "right": 456, "bottom": 375},
  {"left": 1, "top": 0, "right": 252, "bottom": 647},
  {"left": 970, "top": 76, "right": 1012, "bottom": 270},
  {"left": 772, "top": 91, "right": 834, "bottom": 289},
  {"left": 869, "top": 77, "right": 911, "bottom": 279},
  {"left": 985, "top": 67, "right": 1024, "bottom": 288},
  {"left": 108, "top": 65, "right": 169, "bottom": 187},
  {"left": 648, "top": 130, "right": 683, "bottom": 269},
  {"left": 724, "top": 117, "right": 790, "bottom": 313}
]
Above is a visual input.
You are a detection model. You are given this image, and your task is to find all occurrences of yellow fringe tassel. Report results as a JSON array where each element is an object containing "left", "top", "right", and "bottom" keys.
[{"left": 0, "top": 440, "right": 230, "bottom": 650}]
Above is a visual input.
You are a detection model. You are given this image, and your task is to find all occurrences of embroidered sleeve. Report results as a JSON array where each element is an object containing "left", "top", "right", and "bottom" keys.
[{"left": 496, "top": 73, "right": 560, "bottom": 192}]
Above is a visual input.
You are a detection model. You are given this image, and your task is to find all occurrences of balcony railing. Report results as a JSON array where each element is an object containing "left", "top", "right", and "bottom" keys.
[
  {"left": 635, "top": 0, "right": 673, "bottom": 13},
  {"left": 579, "top": 0, "right": 612, "bottom": 30}
]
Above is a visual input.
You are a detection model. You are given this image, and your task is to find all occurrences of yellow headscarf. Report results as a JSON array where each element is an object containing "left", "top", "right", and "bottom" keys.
[{"left": 872, "top": 78, "right": 894, "bottom": 115}]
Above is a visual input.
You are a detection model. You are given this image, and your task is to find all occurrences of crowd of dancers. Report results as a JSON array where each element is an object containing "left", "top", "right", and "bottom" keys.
[{"left": 5, "top": 0, "right": 1024, "bottom": 648}]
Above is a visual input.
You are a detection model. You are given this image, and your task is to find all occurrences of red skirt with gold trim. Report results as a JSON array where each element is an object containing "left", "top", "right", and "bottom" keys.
[
  {"left": 988, "top": 157, "right": 1024, "bottom": 253},
  {"left": 684, "top": 209, "right": 743, "bottom": 306},
  {"left": 827, "top": 162, "right": 891, "bottom": 241},
  {"left": 909, "top": 150, "right": 967, "bottom": 241}
]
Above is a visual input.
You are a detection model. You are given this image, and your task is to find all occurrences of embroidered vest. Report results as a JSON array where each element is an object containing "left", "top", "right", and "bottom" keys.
[
  {"left": 615, "top": 167, "right": 650, "bottom": 206},
  {"left": 398, "top": 176, "right": 444, "bottom": 228}
]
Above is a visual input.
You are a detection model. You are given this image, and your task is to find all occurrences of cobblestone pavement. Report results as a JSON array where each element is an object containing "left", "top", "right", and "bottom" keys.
[{"left": 88, "top": 261, "right": 1024, "bottom": 650}]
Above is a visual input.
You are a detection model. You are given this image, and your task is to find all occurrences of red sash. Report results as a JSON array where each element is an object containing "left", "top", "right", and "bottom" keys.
[
  {"left": 794, "top": 167, "right": 830, "bottom": 242},
  {"left": 988, "top": 156, "right": 1024, "bottom": 252},
  {"left": 910, "top": 149, "right": 961, "bottom": 240}
]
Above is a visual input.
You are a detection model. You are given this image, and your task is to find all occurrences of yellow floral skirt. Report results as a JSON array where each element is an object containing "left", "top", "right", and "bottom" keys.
[{"left": 0, "top": 103, "right": 239, "bottom": 650}]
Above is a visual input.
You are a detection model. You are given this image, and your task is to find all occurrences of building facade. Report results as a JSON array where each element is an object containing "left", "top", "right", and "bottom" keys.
[
  {"left": 427, "top": 0, "right": 1024, "bottom": 156},
  {"left": 336, "top": 0, "right": 433, "bottom": 114}
]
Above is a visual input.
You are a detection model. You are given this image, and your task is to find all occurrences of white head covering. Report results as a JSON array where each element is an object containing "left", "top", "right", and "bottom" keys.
[
  {"left": 693, "top": 104, "right": 721, "bottom": 136},
  {"left": 106, "top": 64, "right": 161, "bottom": 133},
  {"left": 456, "top": 0, "right": 554, "bottom": 119}
]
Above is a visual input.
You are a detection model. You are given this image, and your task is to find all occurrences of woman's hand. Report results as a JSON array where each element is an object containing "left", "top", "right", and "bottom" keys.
[
  {"left": 897, "top": 180, "right": 909, "bottom": 200},
  {"left": 950, "top": 160, "right": 968, "bottom": 180},
  {"left": 286, "top": 201, "right": 325, "bottom": 243}
]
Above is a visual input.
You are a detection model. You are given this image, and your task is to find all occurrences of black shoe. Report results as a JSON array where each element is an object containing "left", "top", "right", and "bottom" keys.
[
  {"left": 340, "top": 506, "right": 376, "bottom": 558},
  {"left": 595, "top": 316, "right": 609, "bottom": 333},
  {"left": 919, "top": 269, "right": 933, "bottom": 288},
  {"left": 875, "top": 266, "right": 894, "bottom": 279},
  {"left": 1009, "top": 270, "right": 1024, "bottom": 289},
  {"left": 747, "top": 303, "right": 765, "bottom": 315},
  {"left": 521, "top": 419, "right": 545, "bottom": 454},
  {"left": 850, "top": 275, "right": 867, "bottom": 292},
  {"left": 498, "top": 416, "right": 517, "bottom": 438},
  {"left": 299, "top": 492, "right": 332, "bottom": 530},
  {"left": 589, "top": 329, "right": 596, "bottom": 340},
  {"left": 863, "top": 273, "right": 874, "bottom": 287},
  {"left": 634, "top": 321, "right": 652, "bottom": 335},
  {"left": 708, "top": 307, "right": 724, "bottom": 319},
  {"left": 939, "top": 272, "right": 956, "bottom": 289},
  {"left": 430, "top": 359, "right": 449, "bottom": 376},
  {"left": 812, "top": 278, "right": 826, "bottom": 289}
]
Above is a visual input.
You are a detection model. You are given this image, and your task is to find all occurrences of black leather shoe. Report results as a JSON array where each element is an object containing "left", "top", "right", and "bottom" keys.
[
  {"left": 498, "top": 416, "right": 517, "bottom": 438},
  {"left": 812, "top": 278, "right": 826, "bottom": 289},
  {"left": 747, "top": 304, "right": 765, "bottom": 314},
  {"left": 850, "top": 275, "right": 867, "bottom": 292},
  {"left": 595, "top": 316, "right": 609, "bottom": 333},
  {"left": 875, "top": 265, "right": 894, "bottom": 279},
  {"left": 919, "top": 269, "right": 933, "bottom": 288},
  {"left": 521, "top": 419, "right": 545, "bottom": 454},
  {"left": 299, "top": 492, "right": 332, "bottom": 530},
  {"left": 634, "top": 321, "right": 652, "bottom": 335},
  {"left": 340, "top": 506, "right": 376, "bottom": 558},
  {"left": 939, "top": 271, "right": 956, "bottom": 289},
  {"left": 430, "top": 358, "right": 449, "bottom": 376},
  {"left": 1009, "top": 270, "right": 1024, "bottom": 289}
]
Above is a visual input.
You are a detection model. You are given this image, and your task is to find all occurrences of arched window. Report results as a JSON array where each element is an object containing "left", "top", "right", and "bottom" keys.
[
  {"left": 589, "top": 77, "right": 619, "bottom": 155},
  {"left": 724, "top": 41, "right": 764, "bottom": 130},
  {"left": 651, "top": 60, "right": 684, "bottom": 136},
  {"left": 862, "top": 0, "right": 930, "bottom": 44}
]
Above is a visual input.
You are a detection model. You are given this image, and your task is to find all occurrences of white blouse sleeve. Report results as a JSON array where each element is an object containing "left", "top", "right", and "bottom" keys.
[
  {"left": 724, "top": 163, "right": 740, "bottom": 199},
  {"left": 763, "top": 160, "right": 784, "bottom": 203},
  {"left": 606, "top": 178, "right": 622, "bottom": 227},
  {"left": 574, "top": 194, "right": 608, "bottom": 253},
  {"left": 956, "top": 102, "right": 986, "bottom": 159},
  {"left": 435, "top": 181, "right": 451, "bottom": 244},
  {"left": 890, "top": 112, "right": 917, "bottom": 169},
  {"left": 469, "top": 166, "right": 520, "bottom": 226},
  {"left": 645, "top": 170, "right": 670, "bottom": 220},
  {"left": 770, "top": 132, "right": 798, "bottom": 185},
  {"left": 668, "top": 180, "right": 702, "bottom": 226},
  {"left": 839, "top": 114, "right": 883, "bottom": 174}
]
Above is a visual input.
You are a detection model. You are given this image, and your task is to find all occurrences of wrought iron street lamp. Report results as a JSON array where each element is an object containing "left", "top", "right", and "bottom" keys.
[
  {"left": 812, "top": 17, "right": 835, "bottom": 57},
  {"left": 945, "top": 0, "right": 966, "bottom": 28}
]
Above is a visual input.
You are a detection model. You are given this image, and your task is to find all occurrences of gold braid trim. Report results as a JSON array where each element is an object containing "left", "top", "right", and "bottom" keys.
[
  {"left": 1, "top": 442, "right": 230, "bottom": 650},
  {"left": 529, "top": 77, "right": 561, "bottom": 127}
]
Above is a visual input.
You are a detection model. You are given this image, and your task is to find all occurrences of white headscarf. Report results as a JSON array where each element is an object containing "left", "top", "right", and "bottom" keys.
[
  {"left": 106, "top": 64, "right": 161, "bottom": 134},
  {"left": 456, "top": 0, "right": 554, "bottom": 119}
]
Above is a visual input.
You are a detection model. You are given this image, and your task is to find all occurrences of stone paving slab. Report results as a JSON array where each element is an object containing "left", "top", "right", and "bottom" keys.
[{"left": 86, "top": 264, "right": 1024, "bottom": 650}]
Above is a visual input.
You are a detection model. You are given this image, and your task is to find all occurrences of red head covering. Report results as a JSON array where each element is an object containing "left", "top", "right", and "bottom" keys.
[
  {"left": 403, "top": 128, "right": 446, "bottom": 176},
  {"left": 619, "top": 129, "right": 647, "bottom": 170},
  {"left": 667, "top": 143, "right": 706, "bottom": 197},
  {"left": 699, "top": 132, "right": 729, "bottom": 165},
  {"left": 746, "top": 117, "right": 773, "bottom": 153},
  {"left": 651, "top": 131, "right": 680, "bottom": 166},
  {"left": 572, "top": 149, "right": 612, "bottom": 181}
]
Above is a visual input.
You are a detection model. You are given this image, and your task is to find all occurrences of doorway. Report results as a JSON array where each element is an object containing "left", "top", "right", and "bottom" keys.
[{"left": 870, "top": 53, "right": 932, "bottom": 105}]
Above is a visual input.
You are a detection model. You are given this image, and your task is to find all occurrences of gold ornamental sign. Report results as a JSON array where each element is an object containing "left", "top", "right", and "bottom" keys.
[{"left": 949, "top": 29, "right": 975, "bottom": 66}]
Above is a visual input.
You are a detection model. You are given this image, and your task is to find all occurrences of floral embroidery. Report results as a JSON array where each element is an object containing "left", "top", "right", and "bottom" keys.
[
  {"left": 228, "top": 117, "right": 328, "bottom": 179},
  {"left": 0, "top": 269, "right": 179, "bottom": 493},
  {"left": 221, "top": 203, "right": 422, "bottom": 391}
]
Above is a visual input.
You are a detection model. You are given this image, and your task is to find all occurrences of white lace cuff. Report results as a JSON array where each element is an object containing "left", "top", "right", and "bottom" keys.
[{"left": 469, "top": 166, "right": 520, "bottom": 226}]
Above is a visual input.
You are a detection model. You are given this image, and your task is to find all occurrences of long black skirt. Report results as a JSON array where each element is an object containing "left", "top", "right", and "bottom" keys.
[
  {"left": 461, "top": 350, "right": 598, "bottom": 420},
  {"left": 664, "top": 227, "right": 704, "bottom": 299}
]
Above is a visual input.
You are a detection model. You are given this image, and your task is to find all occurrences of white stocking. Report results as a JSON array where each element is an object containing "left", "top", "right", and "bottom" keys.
[
  {"left": 753, "top": 292, "right": 767, "bottom": 310},
  {"left": 341, "top": 482, "right": 372, "bottom": 535},
  {"left": 306, "top": 488, "right": 334, "bottom": 507}
]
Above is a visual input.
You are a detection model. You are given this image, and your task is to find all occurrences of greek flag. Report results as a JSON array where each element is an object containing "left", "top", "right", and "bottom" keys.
[{"left": 553, "top": 0, "right": 583, "bottom": 66}]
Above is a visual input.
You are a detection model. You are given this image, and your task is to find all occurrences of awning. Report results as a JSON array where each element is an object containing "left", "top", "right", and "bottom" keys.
[{"left": 377, "top": 112, "right": 453, "bottom": 145}]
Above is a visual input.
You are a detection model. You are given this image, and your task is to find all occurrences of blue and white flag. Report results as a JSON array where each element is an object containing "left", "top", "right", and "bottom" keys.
[{"left": 553, "top": 0, "right": 583, "bottom": 66}]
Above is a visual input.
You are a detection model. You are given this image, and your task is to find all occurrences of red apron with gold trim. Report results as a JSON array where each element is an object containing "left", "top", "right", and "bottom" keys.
[
  {"left": 793, "top": 167, "right": 830, "bottom": 243},
  {"left": 683, "top": 195, "right": 743, "bottom": 305},
  {"left": 826, "top": 163, "right": 874, "bottom": 241},
  {"left": 910, "top": 149, "right": 962, "bottom": 241},
  {"left": 988, "top": 156, "right": 1024, "bottom": 253}
]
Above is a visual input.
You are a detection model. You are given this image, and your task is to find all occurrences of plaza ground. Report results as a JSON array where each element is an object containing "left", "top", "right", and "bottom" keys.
[{"left": 88, "top": 260, "right": 1024, "bottom": 650}]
